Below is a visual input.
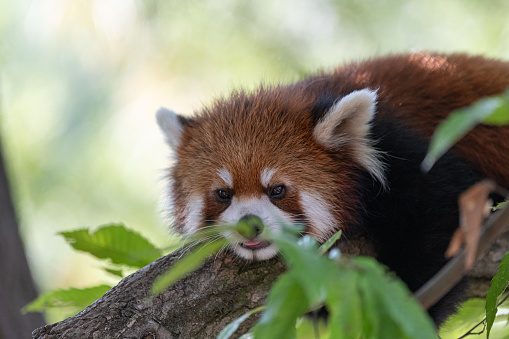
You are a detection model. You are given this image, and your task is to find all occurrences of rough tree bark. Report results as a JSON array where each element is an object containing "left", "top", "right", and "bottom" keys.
[
  {"left": 32, "top": 229, "right": 509, "bottom": 339},
  {"left": 0, "top": 139, "right": 46, "bottom": 338}
]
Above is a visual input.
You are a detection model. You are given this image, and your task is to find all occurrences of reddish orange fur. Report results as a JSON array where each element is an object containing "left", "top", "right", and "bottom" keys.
[
  {"left": 170, "top": 52, "right": 509, "bottom": 236},
  {"left": 302, "top": 52, "right": 509, "bottom": 187},
  {"left": 172, "top": 88, "right": 365, "bottom": 238}
]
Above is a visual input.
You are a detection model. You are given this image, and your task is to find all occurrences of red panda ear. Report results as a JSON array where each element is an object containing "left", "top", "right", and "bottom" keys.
[
  {"left": 156, "top": 107, "right": 185, "bottom": 150},
  {"left": 313, "top": 88, "right": 377, "bottom": 147},
  {"left": 313, "top": 89, "right": 386, "bottom": 185}
]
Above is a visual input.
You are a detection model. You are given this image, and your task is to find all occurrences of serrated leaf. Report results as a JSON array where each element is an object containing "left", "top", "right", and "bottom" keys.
[
  {"left": 253, "top": 273, "right": 309, "bottom": 339},
  {"left": 23, "top": 285, "right": 111, "bottom": 314},
  {"left": 422, "top": 94, "right": 506, "bottom": 172},
  {"left": 151, "top": 239, "right": 227, "bottom": 295},
  {"left": 59, "top": 224, "right": 162, "bottom": 268},
  {"left": 217, "top": 306, "right": 264, "bottom": 339},
  {"left": 486, "top": 252, "right": 509, "bottom": 338}
]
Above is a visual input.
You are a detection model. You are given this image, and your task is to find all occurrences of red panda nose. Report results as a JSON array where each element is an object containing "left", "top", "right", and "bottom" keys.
[{"left": 237, "top": 214, "right": 264, "bottom": 240}]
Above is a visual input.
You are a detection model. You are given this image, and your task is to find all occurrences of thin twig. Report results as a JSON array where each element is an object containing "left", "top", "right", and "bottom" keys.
[{"left": 456, "top": 294, "right": 509, "bottom": 338}]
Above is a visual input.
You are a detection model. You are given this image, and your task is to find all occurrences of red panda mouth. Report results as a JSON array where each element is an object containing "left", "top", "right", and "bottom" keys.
[{"left": 240, "top": 239, "right": 270, "bottom": 250}]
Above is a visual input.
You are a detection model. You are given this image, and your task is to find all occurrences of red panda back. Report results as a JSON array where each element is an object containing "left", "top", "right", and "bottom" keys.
[{"left": 302, "top": 52, "right": 509, "bottom": 187}]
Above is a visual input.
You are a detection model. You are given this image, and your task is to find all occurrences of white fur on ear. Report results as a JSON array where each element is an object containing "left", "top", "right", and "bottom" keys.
[
  {"left": 313, "top": 88, "right": 386, "bottom": 186},
  {"left": 313, "top": 89, "right": 377, "bottom": 148},
  {"left": 156, "top": 107, "right": 184, "bottom": 150}
]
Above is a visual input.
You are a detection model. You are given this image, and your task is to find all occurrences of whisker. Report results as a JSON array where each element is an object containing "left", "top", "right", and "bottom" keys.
[
  {"left": 214, "top": 243, "right": 230, "bottom": 262},
  {"left": 177, "top": 234, "right": 223, "bottom": 258},
  {"left": 200, "top": 223, "right": 224, "bottom": 229}
]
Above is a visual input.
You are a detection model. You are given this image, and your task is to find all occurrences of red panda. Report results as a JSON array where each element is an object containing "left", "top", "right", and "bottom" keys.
[{"left": 156, "top": 52, "right": 509, "bottom": 324}]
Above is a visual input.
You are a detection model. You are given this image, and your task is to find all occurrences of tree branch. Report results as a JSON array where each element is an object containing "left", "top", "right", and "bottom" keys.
[
  {"left": 31, "top": 237, "right": 375, "bottom": 338},
  {"left": 32, "top": 251, "right": 283, "bottom": 338},
  {"left": 32, "top": 228, "right": 509, "bottom": 338}
]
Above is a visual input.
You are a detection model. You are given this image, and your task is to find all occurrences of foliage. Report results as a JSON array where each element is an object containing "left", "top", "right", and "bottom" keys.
[
  {"left": 486, "top": 253, "right": 509, "bottom": 338},
  {"left": 153, "top": 223, "right": 437, "bottom": 339},
  {"left": 151, "top": 238, "right": 228, "bottom": 295},
  {"left": 22, "top": 285, "right": 111, "bottom": 318},
  {"left": 422, "top": 90, "right": 509, "bottom": 172},
  {"left": 439, "top": 296, "right": 509, "bottom": 339},
  {"left": 24, "top": 224, "right": 163, "bottom": 317},
  {"left": 217, "top": 307, "right": 266, "bottom": 339},
  {"left": 59, "top": 224, "right": 163, "bottom": 269},
  {"left": 424, "top": 92, "right": 509, "bottom": 338},
  {"left": 25, "top": 203, "right": 509, "bottom": 338}
]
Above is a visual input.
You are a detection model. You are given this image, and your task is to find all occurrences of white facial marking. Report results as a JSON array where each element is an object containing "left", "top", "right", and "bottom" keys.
[
  {"left": 299, "top": 192, "right": 338, "bottom": 242},
  {"left": 260, "top": 167, "right": 276, "bottom": 187},
  {"left": 233, "top": 243, "right": 280, "bottom": 261},
  {"left": 217, "top": 168, "right": 233, "bottom": 188},
  {"left": 220, "top": 196, "right": 293, "bottom": 226},
  {"left": 219, "top": 196, "right": 293, "bottom": 261},
  {"left": 182, "top": 196, "right": 204, "bottom": 235}
]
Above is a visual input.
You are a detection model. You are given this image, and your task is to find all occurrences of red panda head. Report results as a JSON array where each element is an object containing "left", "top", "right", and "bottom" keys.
[{"left": 157, "top": 87, "right": 384, "bottom": 260}]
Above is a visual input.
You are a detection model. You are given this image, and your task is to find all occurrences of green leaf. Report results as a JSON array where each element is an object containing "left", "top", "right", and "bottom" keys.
[
  {"left": 217, "top": 306, "right": 264, "bottom": 339},
  {"left": 23, "top": 285, "right": 111, "bottom": 314},
  {"left": 486, "top": 252, "right": 509, "bottom": 338},
  {"left": 59, "top": 224, "right": 162, "bottom": 268},
  {"left": 482, "top": 105, "right": 509, "bottom": 125},
  {"left": 271, "top": 232, "right": 331, "bottom": 305},
  {"left": 439, "top": 298, "right": 486, "bottom": 339},
  {"left": 422, "top": 94, "right": 506, "bottom": 172},
  {"left": 104, "top": 267, "right": 123, "bottom": 277},
  {"left": 295, "top": 317, "right": 329, "bottom": 339},
  {"left": 253, "top": 273, "right": 309, "bottom": 339},
  {"left": 358, "top": 271, "right": 381, "bottom": 338},
  {"left": 151, "top": 239, "right": 227, "bottom": 295},
  {"left": 482, "top": 90, "right": 509, "bottom": 125},
  {"left": 355, "top": 257, "right": 436, "bottom": 339},
  {"left": 318, "top": 230, "right": 342, "bottom": 255},
  {"left": 493, "top": 201, "right": 507, "bottom": 211},
  {"left": 327, "top": 269, "right": 363, "bottom": 338}
]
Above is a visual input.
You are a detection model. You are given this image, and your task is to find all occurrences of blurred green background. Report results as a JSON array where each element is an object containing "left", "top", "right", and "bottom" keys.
[{"left": 2, "top": 0, "right": 509, "bottom": 330}]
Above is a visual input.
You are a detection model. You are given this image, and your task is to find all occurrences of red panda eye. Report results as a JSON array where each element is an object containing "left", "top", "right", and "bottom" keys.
[
  {"left": 216, "top": 189, "right": 232, "bottom": 203},
  {"left": 269, "top": 184, "right": 286, "bottom": 199}
]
